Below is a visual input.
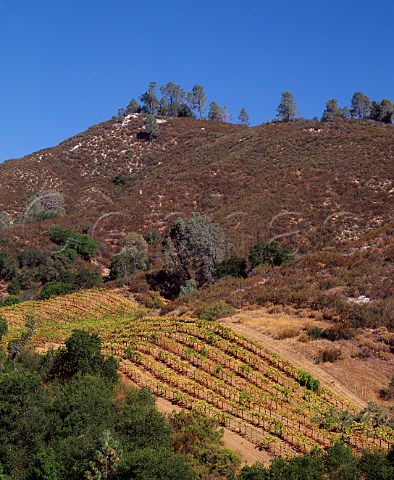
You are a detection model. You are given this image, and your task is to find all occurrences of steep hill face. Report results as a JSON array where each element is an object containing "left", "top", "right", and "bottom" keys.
[{"left": 0, "top": 115, "right": 393, "bottom": 256}]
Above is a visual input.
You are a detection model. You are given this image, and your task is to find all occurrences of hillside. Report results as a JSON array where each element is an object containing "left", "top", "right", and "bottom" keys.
[
  {"left": 1, "top": 289, "right": 393, "bottom": 463},
  {"left": 0, "top": 116, "right": 393, "bottom": 260}
]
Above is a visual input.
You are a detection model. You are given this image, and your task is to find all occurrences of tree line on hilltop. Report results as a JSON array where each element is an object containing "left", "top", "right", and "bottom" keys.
[{"left": 116, "top": 82, "right": 394, "bottom": 126}]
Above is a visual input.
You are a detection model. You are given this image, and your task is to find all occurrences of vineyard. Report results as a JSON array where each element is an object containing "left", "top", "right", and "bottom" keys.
[{"left": 1, "top": 289, "right": 393, "bottom": 460}]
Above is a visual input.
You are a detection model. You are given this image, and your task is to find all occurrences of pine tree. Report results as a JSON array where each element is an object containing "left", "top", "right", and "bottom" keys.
[
  {"left": 350, "top": 92, "right": 371, "bottom": 118},
  {"left": 187, "top": 84, "right": 207, "bottom": 119},
  {"left": 207, "top": 101, "right": 224, "bottom": 121},
  {"left": 276, "top": 91, "right": 297, "bottom": 121},
  {"left": 140, "top": 82, "right": 159, "bottom": 114},
  {"left": 321, "top": 99, "right": 342, "bottom": 121},
  {"left": 238, "top": 108, "right": 250, "bottom": 126},
  {"left": 160, "top": 82, "right": 186, "bottom": 116}
]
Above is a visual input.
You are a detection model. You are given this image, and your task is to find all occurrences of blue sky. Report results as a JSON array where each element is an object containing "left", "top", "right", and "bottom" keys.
[{"left": 1, "top": 0, "right": 393, "bottom": 162}]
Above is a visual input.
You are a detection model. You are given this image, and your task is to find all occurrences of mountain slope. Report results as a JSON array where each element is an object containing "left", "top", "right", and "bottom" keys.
[{"left": 1, "top": 116, "right": 393, "bottom": 257}]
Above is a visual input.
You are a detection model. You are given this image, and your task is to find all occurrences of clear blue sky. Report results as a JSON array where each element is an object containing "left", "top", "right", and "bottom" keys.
[{"left": 1, "top": 0, "right": 393, "bottom": 162}]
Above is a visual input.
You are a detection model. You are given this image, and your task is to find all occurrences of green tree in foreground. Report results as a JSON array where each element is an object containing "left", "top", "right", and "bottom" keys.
[{"left": 276, "top": 91, "right": 297, "bottom": 121}]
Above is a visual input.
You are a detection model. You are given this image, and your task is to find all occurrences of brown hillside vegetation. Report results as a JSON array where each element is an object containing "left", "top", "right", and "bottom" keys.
[{"left": 0, "top": 116, "right": 393, "bottom": 258}]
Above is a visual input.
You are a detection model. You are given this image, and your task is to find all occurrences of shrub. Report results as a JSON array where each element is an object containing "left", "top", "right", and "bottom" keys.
[
  {"left": 307, "top": 325, "right": 325, "bottom": 339},
  {"left": 315, "top": 347, "right": 343, "bottom": 363},
  {"left": 0, "top": 296, "right": 21, "bottom": 308},
  {"left": 73, "top": 268, "right": 102, "bottom": 289},
  {"left": 7, "top": 279, "right": 21, "bottom": 295},
  {"left": 0, "top": 252, "right": 18, "bottom": 281},
  {"left": 46, "top": 225, "right": 98, "bottom": 259},
  {"left": 144, "top": 230, "right": 161, "bottom": 245},
  {"left": 40, "top": 281, "right": 73, "bottom": 300},
  {"left": 110, "top": 232, "right": 149, "bottom": 279},
  {"left": 214, "top": 256, "right": 247, "bottom": 279},
  {"left": 195, "top": 301, "right": 236, "bottom": 321},
  {"left": 0, "top": 316, "right": 8, "bottom": 340},
  {"left": 18, "top": 249, "right": 48, "bottom": 269},
  {"left": 179, "top": 279, "right": 197, "bottom": 297},
  {"left": 136, "top": 291, "right": 165, "bottom": 309},
  {"left": 380, "top": 375, "right": 394, "bottom": 400},
  {"left": 249, "top": 241, "right": 294, "bottom": 268},
  {"left": 297, "top": 370, "right": 320, "bottom": 392},
  {"left": 323, "top": 323, "right": 355, "bottom": 341},
  {"left": 113, "top": 173, "right": 129, "bottom": 185}
]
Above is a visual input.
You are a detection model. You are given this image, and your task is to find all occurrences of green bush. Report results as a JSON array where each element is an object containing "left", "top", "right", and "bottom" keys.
[
  {"left": 0, "top": 253, "right": 18, "bottom": 281},
  {"left": 7, "top": 279, "right": 21, "bottom": 295},
  {"left": 249, "top": 241, "right": 294, "bottom": 268},
  {"left": 46, "top": 225, "right": 98, "bottom": 259},
  {"left": 18, "top": 249, "right": 48, "bottom": 269},
  {"left": 0, "top": 296, "right": 21, "bottom": 308},
  {"left": 297, "top": 369, "right": 320, "bottom": 393},
  {"left": 195, "top": 301, "right": 236, "bottom": 321},
  {"left": 113, "top": 173, "right": 130, "bottom": 185},
  {"left": 73, "top": 268, "right": 102, "bottom": 289},
  {"left": 0, "top": 316, "right": 8, "bottom": 340},
  {"left": 214, "top": 256, "right": 247, "bottom": 279},
  {"left": 40, "top": 281, "right": 73, "bottom": 300}
]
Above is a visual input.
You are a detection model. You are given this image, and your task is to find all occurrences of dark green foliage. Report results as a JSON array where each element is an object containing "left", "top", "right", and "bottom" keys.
[
  {"left": 144, "top": 229, "right": 161, "bottom": 245},
  {"left": 0, "top": 252, "right": 18, "bottom": 281},
  {"left": 370, "top": 99, "right": 394, "bottom": 123},
  {"left": 350, "top": 92, "right": 371, "bottom": 118},
  {"left": 359, "top": 449, "right": 394, "bottom": 480},
  {"left": 321, "top": 99, "right": 344, "bottom": 121},
  {"left": 214, "top": 255, "right": 247, "bottom": 279},
  {"left": 73, "top": 268, "right": 102, "bottom": 289},
  {"left": 126, "top": 98, "right": 141, "bottom": 114},
  {"left": 0, "top": 316, "right": 7, "bottom": 340},
  {"left": 143, "top": 114, "right": 160, "bottom": 140},
  {"left": 113, "top": 173, "right": 130, "bottom": 185},
  {"left": 249, "top": 241, "right": 293, "bottom": 268},
  {"left": 277, "top": 91, "right": 297, "bottom": 121},
  {"left": 18, "top": 249, "right": 48, "bottom": 269},
  {"left": 297, "top": 369, "right": 320, "bottom": 392},
  {"left": 170, "top": 410, "right": 240, "bottom": 479},
  {"left": 0, "top": 296, "right": 21, "bottom": 308},
  {"left": 7, "top": 279, "right": 21, "bottom": 295},
  {"left": 40, "top": 281, "right": 73, "bottom": 300},
  {"left": 0, "top": 372, "right": 51, "bottom": 480},
  {"left": 237, "top": 463, "right": 268, "bottom": 480},
  {"left": 46, "top": 225, "right": 99, "bottom": 259},
  {"left": 116, "top": 388, "right": 171, "bottom": 451},
  {"left": 48, "top": 330, "right": 118, "bottom": 383},
  {"left": 195, "top": 301, "right": 236, "bottom": 321}
]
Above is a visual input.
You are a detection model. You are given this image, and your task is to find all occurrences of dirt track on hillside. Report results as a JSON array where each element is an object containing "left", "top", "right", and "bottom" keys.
[{"left": 220, "top": 313, "right": 367, "bottom": 410}]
